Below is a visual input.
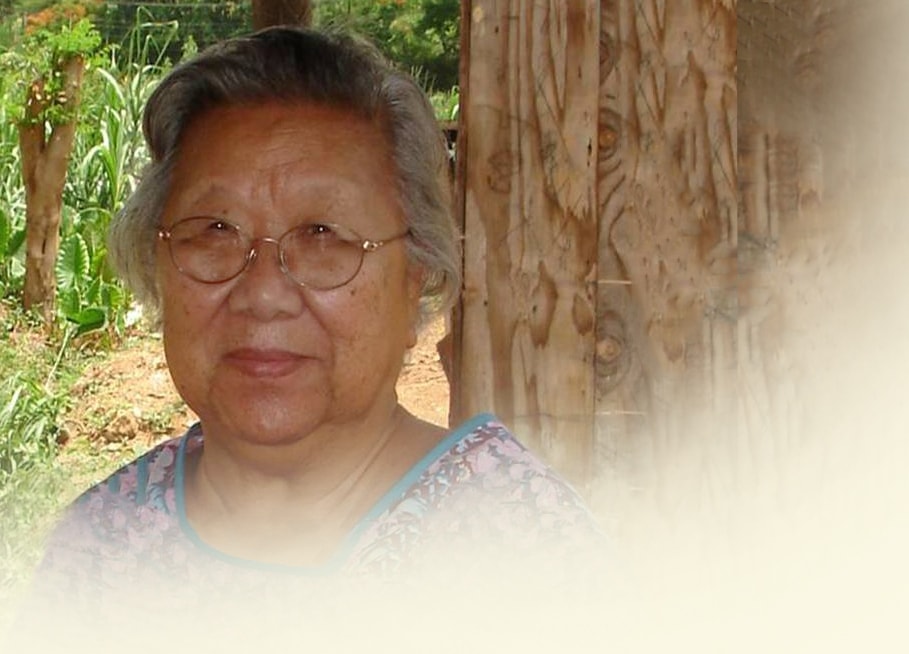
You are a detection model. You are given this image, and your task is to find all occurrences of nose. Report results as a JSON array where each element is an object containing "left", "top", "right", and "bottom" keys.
[{"left": 227, "top": 237, "right": 305, "bottom": 320}]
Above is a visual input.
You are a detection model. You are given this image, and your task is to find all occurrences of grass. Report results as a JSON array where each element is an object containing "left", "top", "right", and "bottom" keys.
[{"left": 0, "top": 303, "right": 124, "bottom": 623}]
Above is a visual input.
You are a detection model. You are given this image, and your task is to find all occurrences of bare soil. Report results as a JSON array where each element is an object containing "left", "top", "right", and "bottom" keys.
[{"left": 57, "top": 318, "right": 451, "bottom": 475}]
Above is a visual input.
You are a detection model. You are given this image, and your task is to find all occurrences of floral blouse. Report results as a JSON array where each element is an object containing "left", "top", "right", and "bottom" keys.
[{"left": 28, "top": 414, "right": 602, "bottom": 611}]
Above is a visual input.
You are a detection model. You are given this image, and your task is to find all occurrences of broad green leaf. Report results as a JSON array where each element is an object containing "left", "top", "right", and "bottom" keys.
[
  {"left": 8, "top": 229, "right": 25, "bottom": 257},
  {"left": 70, "top": 307, "right": 107, "bottom": 336},
  {"left": 102, "top": 283, "right": 127, "bottom": 315},
  {"left": 90, "top": 246, "right": 107, "bottom": 278},
  {"left": 58, "top": 286, "right": 82, "bottom": 319},
  {"left": 85, "top": 276, "right": 102, "bottom": 305},
  {"left": 56, "top": 233, "right": 90, "bottom": 290}
]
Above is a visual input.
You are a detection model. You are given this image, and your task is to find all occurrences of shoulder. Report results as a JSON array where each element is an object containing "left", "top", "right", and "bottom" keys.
[
  {"left": 72, "top": 432, "right": 185, "bottom": 515},
  {"left": 430, "top": 415, "right": 578, "bottom": 496},
  {"left": 33, "top": 429, "right": 198, "bottom": 595},
  {"left": 385, "top": 415, "right": 607, "bottom": 586},
  {"left": 420, "top": 415, "right": 602, "bottom": 541}
]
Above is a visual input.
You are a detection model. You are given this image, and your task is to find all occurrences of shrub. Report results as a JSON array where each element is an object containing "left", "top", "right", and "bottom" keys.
[{"left": 0, "top": 14, "right": 169, "bottom": 335}]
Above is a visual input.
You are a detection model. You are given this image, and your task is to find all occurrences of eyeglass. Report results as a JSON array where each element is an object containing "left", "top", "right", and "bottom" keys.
[{"left": 157, "top": 217, "right": 409, "bottom": 290}]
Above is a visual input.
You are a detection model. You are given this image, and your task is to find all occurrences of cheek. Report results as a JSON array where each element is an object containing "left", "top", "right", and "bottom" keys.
[
  {"left": 161, "top": 286, "right": 196, "bottom": 332},
  {"left": 321, "top": 278, "right": 404, "bottom": 342},
  {"left": 160, "top": 286, "right": 230, "bottom": 372},
  {"left": 159, "top": 263, "right": 225, "bottom": 320}
]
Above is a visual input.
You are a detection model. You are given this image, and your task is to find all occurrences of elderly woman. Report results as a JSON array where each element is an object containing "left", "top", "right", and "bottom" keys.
[{"left": 25, "top": 28, "right": 600, "bottom": 620}]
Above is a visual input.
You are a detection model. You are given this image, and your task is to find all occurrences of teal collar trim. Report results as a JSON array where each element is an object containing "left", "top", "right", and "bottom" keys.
[{"left": 174, "top": 413, "right": 497, "bottom": 575}]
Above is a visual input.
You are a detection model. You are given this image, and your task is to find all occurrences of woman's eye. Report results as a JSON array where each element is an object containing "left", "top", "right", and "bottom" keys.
[
  {"left": 184, "top": 219, "right": 241, "bottom": 245},
  {"left": 304, "top": 223, "right": 339, "bottom": 239},
  {"left": 206, "top": 219, "right": 233, "bottom": 232}
]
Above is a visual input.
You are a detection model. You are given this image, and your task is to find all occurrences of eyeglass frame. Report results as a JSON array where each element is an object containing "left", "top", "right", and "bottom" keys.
[{"left": 156, "top": 217, "right": 411, "bottom": 291}]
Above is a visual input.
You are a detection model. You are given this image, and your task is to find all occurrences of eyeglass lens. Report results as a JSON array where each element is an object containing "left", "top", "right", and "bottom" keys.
[{"left": 164, "top": 218, "right": 366, "bottom": 289}]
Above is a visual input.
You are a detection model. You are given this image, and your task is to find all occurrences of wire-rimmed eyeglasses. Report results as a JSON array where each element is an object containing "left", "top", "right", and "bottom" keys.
[{"left": 157, "top": 217, "right": 409, "bottom": 290}]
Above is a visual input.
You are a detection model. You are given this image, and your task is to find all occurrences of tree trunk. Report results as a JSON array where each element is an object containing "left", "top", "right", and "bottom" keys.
[
  {"left": 252, "top": 0, "right": 312, "bottom": 29},
  {"left": 19, "top": 54, "right": 85, "bottom": 324}
]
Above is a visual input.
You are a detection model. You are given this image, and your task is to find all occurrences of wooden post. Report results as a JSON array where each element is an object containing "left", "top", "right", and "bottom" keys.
[
  {"left": 454, "top": 1, "right": 600, "bottom": 489},
  {"left": 594, "top": 0, "right": 737, "bottom": 511},
  {"left": 251, "top": 0, "right": 312, "bottom": 29}
]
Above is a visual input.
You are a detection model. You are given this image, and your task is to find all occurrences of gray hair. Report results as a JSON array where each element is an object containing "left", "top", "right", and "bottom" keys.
[{"left": 108, "top": 26, "right": 460, "bottom": 324}]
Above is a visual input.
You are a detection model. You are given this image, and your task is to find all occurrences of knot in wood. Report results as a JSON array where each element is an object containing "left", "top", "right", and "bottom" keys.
[{"left": 597, "top": 335, "right": 624, "bottom": 364}]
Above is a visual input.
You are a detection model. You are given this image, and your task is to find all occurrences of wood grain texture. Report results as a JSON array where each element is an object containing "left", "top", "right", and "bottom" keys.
[
  {"left": 594, "top": 0, "right": 737, "bottom": 510},
  {"left": 456, "top": 1, "right": 600, "bottom": 487}
]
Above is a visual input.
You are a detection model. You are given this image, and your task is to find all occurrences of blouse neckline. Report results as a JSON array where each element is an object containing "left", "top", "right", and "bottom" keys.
[{"left": 172, "top": 413, "right": 496, "bottom": 574}]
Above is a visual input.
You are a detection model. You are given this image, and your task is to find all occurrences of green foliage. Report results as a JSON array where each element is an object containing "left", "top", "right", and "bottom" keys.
[
  {"left": 0, "top": 374, "right": 61, "bottom": 476},
  {"left": 2, "top": 16, "right": 103, "bottom": 127},
  {"left": 0, "top": 456, "right": 64, "bottom": 603},
  {"left": 55, "top": 229, "right": 107, "bottom": 335},
  {"left": 316, "top": 0, "right": 460, "bottom": 93},
  {"left": 59, "top": 25, "right": 166, "bottom": 336},
  {"left": 0, "top": 311, "right": 65, "bottom": 538},
  {"left": 0, "top": 105, "right": 26, "bottom": 300},
  {"left": 91, "top": 0, "right": 250, "bottom": 66},
  {"left": 31, "top": 11, "right": 100, "bottom": 57},
  {"left": 0, "top": 302, "right": 89, "bottom": 601},
  {"left": 0, "top": 16, "right": 169, "bottom": 336},
  {"left": 429, "top": 85, "right": 459, "bottom": 122}
]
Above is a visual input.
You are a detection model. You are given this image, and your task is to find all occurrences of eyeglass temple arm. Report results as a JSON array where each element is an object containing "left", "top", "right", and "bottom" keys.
[{"left": 362, "top": 230, "right": 410, "bottom": 252}]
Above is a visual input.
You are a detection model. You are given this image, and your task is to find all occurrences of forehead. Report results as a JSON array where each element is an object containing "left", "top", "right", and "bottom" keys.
[
  {"left": 175, "top": 102, "right": 393, "bottom": 187},
  {"left": 177, "top": 100, "right": 391, "bottom": 160},
  {"left": 163, "top": 101, "right": 403, "bottom": 228}
]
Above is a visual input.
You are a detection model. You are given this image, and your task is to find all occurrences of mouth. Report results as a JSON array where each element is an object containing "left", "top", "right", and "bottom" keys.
[{"left": 223, "top": 348, "right": 309, "bottom": 378}]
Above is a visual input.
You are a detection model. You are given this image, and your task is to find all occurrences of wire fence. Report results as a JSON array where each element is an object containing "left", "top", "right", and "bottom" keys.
[{"left": 3, "top": 1, "right": 253, "bottom": 39}]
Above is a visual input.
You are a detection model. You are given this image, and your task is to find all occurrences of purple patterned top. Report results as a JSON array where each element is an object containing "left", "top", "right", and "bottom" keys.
[{"left": 30, "top": 414, "right": 601, "bottom": 608}]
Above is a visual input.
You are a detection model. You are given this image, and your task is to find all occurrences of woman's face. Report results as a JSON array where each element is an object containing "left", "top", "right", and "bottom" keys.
[{"left": 156, "top": 102, "right": 422, "bottom": 447}]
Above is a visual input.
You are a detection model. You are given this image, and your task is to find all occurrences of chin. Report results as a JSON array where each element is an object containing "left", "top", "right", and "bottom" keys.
[{"left": 199, "top": 396, "right": 329, "bottom": 447}]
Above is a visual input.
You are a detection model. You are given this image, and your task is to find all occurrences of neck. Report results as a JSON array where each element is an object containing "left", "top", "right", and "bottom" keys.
[{"left": 184, "top": 403, "right": 442, "bottom": 565}]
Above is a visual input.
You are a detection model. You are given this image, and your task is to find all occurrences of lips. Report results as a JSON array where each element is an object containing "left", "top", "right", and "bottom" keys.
[{"left": 223, "top": 347, "right": 309, "bottom": 378}]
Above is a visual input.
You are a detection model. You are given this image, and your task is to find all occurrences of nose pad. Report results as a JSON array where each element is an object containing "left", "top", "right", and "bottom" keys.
[{"left": 245, "top": 237, "right": 284, "bottom": 276}]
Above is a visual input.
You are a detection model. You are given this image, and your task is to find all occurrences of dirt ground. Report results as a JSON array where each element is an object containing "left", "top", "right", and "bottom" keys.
[{"left": 58, "top": 317, "right": 451, "bottom": 456}]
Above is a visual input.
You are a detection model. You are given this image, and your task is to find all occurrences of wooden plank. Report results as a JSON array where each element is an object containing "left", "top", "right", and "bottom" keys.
[
  {"left": 444, "top": 0, "right": 474, "bottom": 427},
  {"left": 594, "top": 0, "right": 737, "bottom": 511},
  {"left": 455, "top": 1, "right": 600, "bottom": 488}
]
